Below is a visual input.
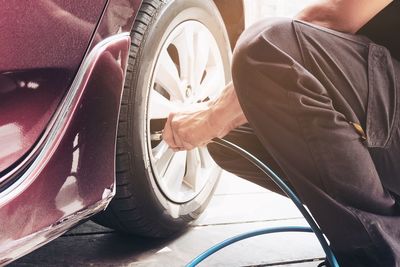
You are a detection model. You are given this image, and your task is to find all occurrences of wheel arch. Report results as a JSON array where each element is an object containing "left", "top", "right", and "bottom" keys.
[{"left": 212, "top": 0, "right": 245, "bottom": 49}]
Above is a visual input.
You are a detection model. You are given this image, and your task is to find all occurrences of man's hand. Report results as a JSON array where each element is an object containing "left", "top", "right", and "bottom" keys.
[
  {"left": 163, "top": 83, "right": 248, "bottom": 151},
  {"left": 163, "top": 108, "right": 223, "bottom": 151}
]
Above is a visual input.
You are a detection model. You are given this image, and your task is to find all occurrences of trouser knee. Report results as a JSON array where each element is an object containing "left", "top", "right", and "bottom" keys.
[{"left": 232, "top": 17, "right": 301, "bottom": 98}]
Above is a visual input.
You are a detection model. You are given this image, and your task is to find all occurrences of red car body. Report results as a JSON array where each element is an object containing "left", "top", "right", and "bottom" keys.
[{"left": 0, "top": 1, "right": 141, "bottom": 263}]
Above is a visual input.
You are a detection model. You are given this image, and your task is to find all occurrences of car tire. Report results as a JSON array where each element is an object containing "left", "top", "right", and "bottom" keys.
[{"left": 94, "top": 0, "right": 231, "bottom": 238}]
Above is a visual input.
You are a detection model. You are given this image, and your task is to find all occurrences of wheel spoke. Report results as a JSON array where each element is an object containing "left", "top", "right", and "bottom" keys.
[
  {"left": 154, "top": 146, "right": 175, "bottom": 177},
  {"left": 149, "top": 89, "right": 176, "bottom": 119},
  {"left": 198, "top": 147, "right": 214, "bottom": 169},
  {"left": 152, "top": 141, "right": 169, "bottom": 160},
  {"left": 183, "top": 149, "right": 202, "bottom": 191},
  {"left": 164, "top": 151, "right": 187, "bottom": 193},
  {"left": 156, "top": 50, "right": 184, "bottom": 101},
  {"left": 174, "top": 27, "right": 195, "bottom": 83},
  {"left": 197, "top": 67, "right": 223, "bottom": 101},
  {"left": 193, "top": 30, "right": 210, "bottom": 86}
]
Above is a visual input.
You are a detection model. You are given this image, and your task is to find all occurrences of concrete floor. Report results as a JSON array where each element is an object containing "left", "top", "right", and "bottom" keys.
[{"left": 11, "top": 172, "right": 324, "bottom": 267}]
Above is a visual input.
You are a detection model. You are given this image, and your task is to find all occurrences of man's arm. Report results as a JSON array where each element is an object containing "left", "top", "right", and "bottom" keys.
[{"left": 296, "top": 0, "right": 393, "bottom": 33}]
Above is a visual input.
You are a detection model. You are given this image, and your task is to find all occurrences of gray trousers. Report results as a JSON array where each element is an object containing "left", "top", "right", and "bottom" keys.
[{"left": 208, "top": 18, "right": 400, "bottom": 266}]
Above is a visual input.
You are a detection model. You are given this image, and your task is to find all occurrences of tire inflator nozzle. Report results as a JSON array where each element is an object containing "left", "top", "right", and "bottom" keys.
[{"left": 150, "top": 131, "right": 163, "bottom": 141}]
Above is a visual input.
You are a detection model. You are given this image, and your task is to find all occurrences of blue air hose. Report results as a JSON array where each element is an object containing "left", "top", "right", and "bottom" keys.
[{"left": 186, "top": 138, "right": 339, "bottom": 267}]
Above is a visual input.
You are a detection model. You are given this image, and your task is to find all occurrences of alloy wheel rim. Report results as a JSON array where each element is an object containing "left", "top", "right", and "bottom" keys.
[{"left": 147, "top": 21, "right": 225, "bottom": 203}]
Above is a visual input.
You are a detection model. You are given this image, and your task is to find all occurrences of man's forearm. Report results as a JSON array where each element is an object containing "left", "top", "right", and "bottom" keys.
[{"left": 209, "top": 82, "right": 248, "bottom": 133}]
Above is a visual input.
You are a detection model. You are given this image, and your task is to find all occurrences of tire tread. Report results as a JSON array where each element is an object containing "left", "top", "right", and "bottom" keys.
[{"left": 94, "top": 0, "right": 180, "bottom": 238}]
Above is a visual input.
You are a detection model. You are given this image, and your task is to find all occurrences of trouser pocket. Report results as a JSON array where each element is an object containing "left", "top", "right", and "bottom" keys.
[{"left": 365, "top": 44, "right": 398, "bottom": 148}]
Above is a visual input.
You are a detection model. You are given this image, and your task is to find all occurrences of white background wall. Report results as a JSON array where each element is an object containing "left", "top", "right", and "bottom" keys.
[{"left": 244, "top": 0, "right": 315, "bottom": 26}]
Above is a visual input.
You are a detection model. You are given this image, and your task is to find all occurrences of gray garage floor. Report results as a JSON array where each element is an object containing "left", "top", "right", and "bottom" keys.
[{"left": 11, "top": 172, "right": 325, "bottom": 267}]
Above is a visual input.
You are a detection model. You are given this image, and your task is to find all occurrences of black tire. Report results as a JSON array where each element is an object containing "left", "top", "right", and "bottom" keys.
[{"left": 94, "top": 0, "right": 231, "bottom": 238}]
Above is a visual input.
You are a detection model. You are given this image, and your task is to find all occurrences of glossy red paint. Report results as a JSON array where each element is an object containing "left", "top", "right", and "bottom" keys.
[
  {"left": 0, "top": 33, "right": 131, "bottom": 264},
  {"left": 0, "top": 0, "right": 107, "bottom": 173},
  {"left": 0, "top": 0, "right": 143, "bottom": 262},
  {"left": 0, "top": 69, "right": 70, "bottom": 173}
]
